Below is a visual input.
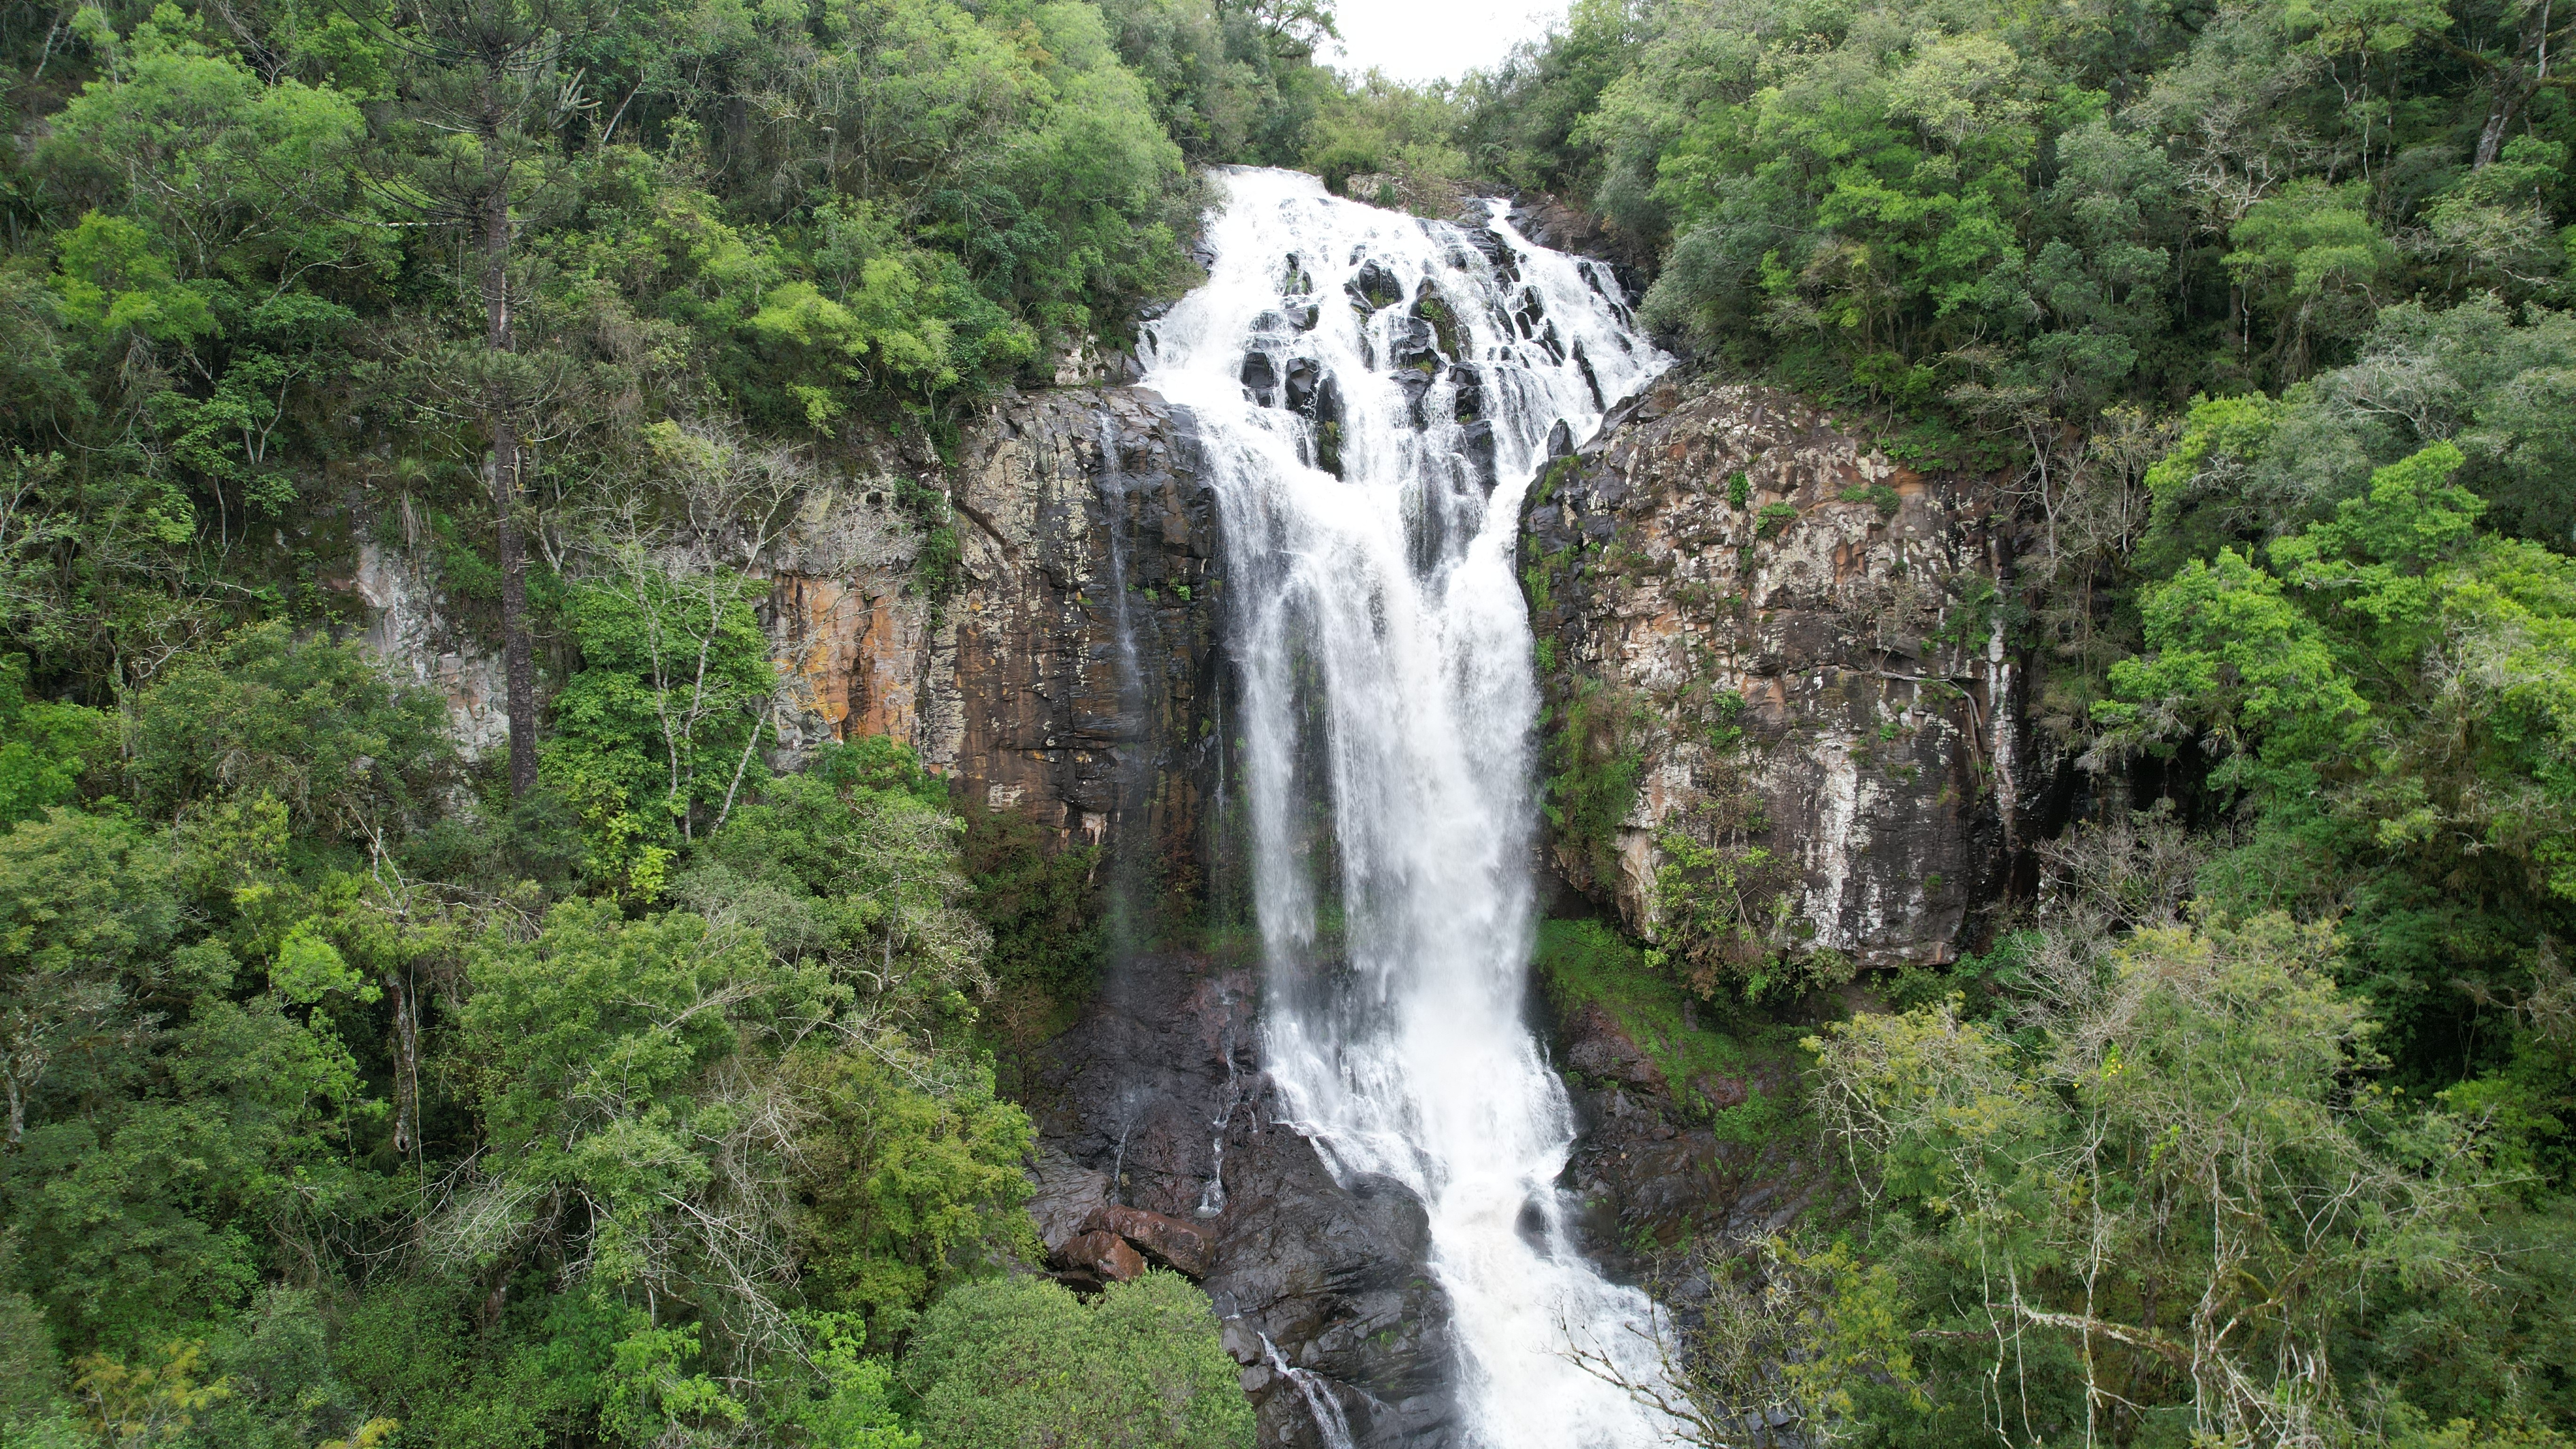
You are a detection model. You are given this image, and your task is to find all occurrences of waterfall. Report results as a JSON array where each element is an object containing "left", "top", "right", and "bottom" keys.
[
  {"left": 1142, "top": 167, "right": 1682, "bottom": 1447},
  {"left": 1264, "top": 1334, "right": 1361, "bottom": 1449}
]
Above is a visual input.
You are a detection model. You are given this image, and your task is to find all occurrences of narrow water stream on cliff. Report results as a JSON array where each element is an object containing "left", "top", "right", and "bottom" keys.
[{"left": 1142, "top": 168, "right": 1680, "bottom": 1448}]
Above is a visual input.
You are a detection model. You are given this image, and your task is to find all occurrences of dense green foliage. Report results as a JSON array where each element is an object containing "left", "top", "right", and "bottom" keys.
[
  {"left": 1468, "top": 0, "right": 2574, "bottom": 419},
  {"left": 0, "top": 0, "right": 1354, "bottom": 1434},
  {"left": 902, "top": 1272, "right": 1254, "bottom": 1449},
  {"left": 0, "top": 629, "right": 1062, "bottom": 1444}
]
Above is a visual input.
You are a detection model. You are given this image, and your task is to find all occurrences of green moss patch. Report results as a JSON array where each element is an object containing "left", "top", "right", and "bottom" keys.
[{"left": 1533, "top": 918, "right": 1810, "bottom": 1140}]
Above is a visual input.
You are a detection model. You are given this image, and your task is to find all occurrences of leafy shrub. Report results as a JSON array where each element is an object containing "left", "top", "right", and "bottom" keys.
[
  {"left": 121, "top": 623, "right": 452, "bottom": 841},
  {"left": 902, "top": 1272, "right": 1251, "bottom": 1449}
]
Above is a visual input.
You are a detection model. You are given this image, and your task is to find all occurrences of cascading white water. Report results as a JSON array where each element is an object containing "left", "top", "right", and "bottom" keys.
[{"left": 1141, "top": 167, "right": 1682, "bottom": 1447}]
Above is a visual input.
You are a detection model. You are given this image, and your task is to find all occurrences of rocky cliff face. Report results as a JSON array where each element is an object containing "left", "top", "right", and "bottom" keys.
[
  {"left": 766, "top": 385, "right": 1226, "bottom": 881},
  {"left": 1521, "top": 368, "right": 2036, "bottom": 968},
  {"left": 356, "top": 384, "right": 1226, "bottom": 879}
]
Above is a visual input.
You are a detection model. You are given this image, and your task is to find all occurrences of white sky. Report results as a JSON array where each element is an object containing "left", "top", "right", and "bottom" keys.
[{"left": 1318, "top": 0, "right": 1569, "bottom": 84}]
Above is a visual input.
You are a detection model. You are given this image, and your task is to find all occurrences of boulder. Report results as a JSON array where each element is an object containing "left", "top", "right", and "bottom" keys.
[
  {"left": 1241, "top": 350, "right": 1278, "bottom": 405},
  {"left": 1026, "top": 1145, "right": 1113, "bottom": 1253},
  {"left": 1284, "top": 357, "right": 1322, "bottom": 416},
  {"left": 1084, "top": 1203, "right": 1215, "bottom": 1279},
  {"left": 1346, "top": 261, "right": 1404, "bottom": 313},
  {"left": 1561, "top": 1003, "right": 1664, "bottom": 1091},
  {"left": 1053, "top": 1230, "right": 1147, "bottom": 1285},
  {"left": 1387, "top": 315, "right": 1442, "bottom": 377}
]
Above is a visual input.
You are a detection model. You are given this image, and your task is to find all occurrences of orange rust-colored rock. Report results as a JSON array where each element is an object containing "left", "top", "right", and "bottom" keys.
[
  {"left": 772, "top": 575, "right": 923, "bottom": 747},
  {"left": 1082, "top": 1202, "right": 1214, "bottom": 1279},
  {"left": 1053, "top": 1229, "right": 1147, "bottom": 1285}
]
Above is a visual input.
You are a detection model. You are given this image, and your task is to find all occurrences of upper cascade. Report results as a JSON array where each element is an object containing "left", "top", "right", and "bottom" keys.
[{"left": 1141, "top": 167, "right": 1681, "bottom": 1447}]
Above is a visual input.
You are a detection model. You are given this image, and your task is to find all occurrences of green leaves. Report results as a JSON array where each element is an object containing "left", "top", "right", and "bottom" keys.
[
  {"left": 120, "top": 623, "right": 454, "bottom": 844},
  {"left": 901, "top": 1272, "right": 1253, "bottom": 1449},
  {"left": 44, "top": 5, "right": 377, "bottom": 290},
  {"left": 0, "top": 659, "right": 106, "bottom": 827},
  {"left": 2103, "top": 546, "right": 2367, "bottom": 797},
  {"left": 2225, "top": 180, "right": 2398, "bottom": 370},
  {"left": 1811, "top": 915, "right": 2480, "bottom": 1447},
  {"left": 50, "top": 215, "right": 213, "bottom": 344},
  {"left": 540, "top": 564, "right": 775, "bottom": 864},
  {"left": 461, "top": 900, "right": 794, "bottom": 1167}
]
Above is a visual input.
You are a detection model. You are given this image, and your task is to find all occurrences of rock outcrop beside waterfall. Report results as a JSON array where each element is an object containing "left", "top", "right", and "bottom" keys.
[
  {"left": 365, "top": 385, "right": 1229, "bottom": 873},
  {"left": 1016, "top": 950, "right": 1465, "bottom": 1449},
  {"left": 1521, "top": 367, "right": 2037, "bottom": 967},
  {"left": 934, "top": 386, "right": 1223, "bottom": 868}
]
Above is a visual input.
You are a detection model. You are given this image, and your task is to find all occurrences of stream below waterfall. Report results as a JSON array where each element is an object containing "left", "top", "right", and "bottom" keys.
[{"left": 1141, "top": 167, "right": 1683, "bottom": 1448}]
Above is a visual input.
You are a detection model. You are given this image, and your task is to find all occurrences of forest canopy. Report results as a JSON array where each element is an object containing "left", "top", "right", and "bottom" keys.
[{"left": 0, "top": 0, "right": 2569, "bottom": 1440}]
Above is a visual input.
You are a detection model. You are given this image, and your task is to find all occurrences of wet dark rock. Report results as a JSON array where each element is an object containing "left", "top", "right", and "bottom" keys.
[
  {"left": 1450, "top": 363, "right": 1484, "bottom": 424},
  {"left": 1458, "top": 225, "right": 1519, "bottom": 285},
  {"left": 1311, "top": 375, "right": 1344, "bottom": 427},
  {"left": 1284, "top": 357, "right": 1322, "bottom": 416},
  {"left": 1410, "top": 282, "right": 1464, "bottom": 359},
  {"left": 1241, "top": 351, "right": 1278, "bottom": 405},
  {"left": 1458, "top": 420, "right": 1497, "bottom": 493},
  {"left": 1020, "top": 950, "right": 1465, "bottom": 1448},
  {"left": 1572, "top": 343, "right": 1606, "bottom": 411},
  {"left": 1395, "top": 368, "right": 1436, "bottom": 429},
  {"left": 1312, "top": 377, "right": 1347, "bottom": 478},
  {"left": 1287, "top": 300, "right": 1320, "bottom": 332},
  {"left": 1546, "top": 419, "right": 1575, "bottom": 460},
  {"left": 1346, "top": 260, "right": 1404, "bottom": 313},
  {"left": 1387, "top": 315, "right": 1442, "bottom": 375}
]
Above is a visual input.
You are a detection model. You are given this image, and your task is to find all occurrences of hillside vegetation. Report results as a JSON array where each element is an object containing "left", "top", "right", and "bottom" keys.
[{"left": 0, "top": 0, "right": 2569, "bottom": 1442}]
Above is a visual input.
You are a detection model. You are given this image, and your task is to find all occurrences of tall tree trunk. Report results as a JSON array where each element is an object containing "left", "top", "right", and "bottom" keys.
[
  {"left": 2475, "top": 0, "right": 2556, "bottom": 170},
  {"left": 2473, "top": 71, "right": 2524, "bottom": 168},
  {"left": 482, "top": 120, "right": 539, "bottom": 798},
  {"left": 384, "top": 966, "right": 419, "bottom": 1159}
]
